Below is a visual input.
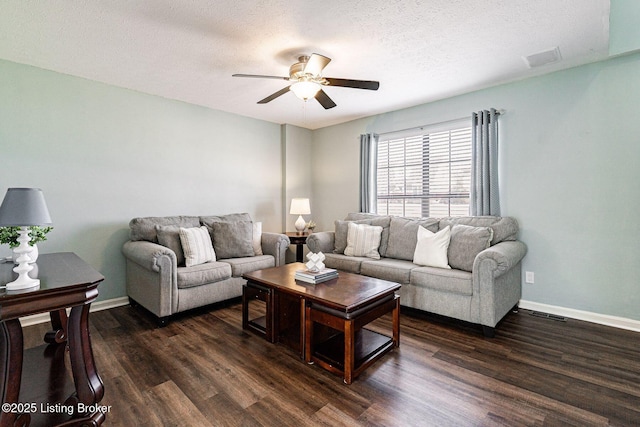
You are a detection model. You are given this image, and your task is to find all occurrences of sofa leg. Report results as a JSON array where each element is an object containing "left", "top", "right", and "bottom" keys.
[
  {"left": 128, "top": 297, "right": 139, "bottom": 308},
  {"left": 482, "top": 326, "right": 495, "bottom": 338},
  {"left": 156, "top": 316, "right": 170, "bottom": 328}
]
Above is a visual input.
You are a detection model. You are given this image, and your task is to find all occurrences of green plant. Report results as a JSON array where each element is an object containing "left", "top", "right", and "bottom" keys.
[{"left": 0, "top": 226, "right": 53, "bottom": 248}]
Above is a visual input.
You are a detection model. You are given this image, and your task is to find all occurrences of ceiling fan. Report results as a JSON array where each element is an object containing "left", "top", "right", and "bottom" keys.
[{"left": 232, "top": 53, "right": 379, "bottom": 109}]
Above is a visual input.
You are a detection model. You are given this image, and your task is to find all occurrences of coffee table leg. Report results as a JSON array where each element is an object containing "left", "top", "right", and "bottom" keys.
[
  {"left": 304, "top": 303, "right": 313, "bottom": 363},
  {"left": 242, "top": 287, "right": 249, "bottom": 331},
  {"left": 393, "top": 296, "right": 400, "bottom": 347},
  {"left": 344, "top": 319, "right": 355, "bottom": 384}
]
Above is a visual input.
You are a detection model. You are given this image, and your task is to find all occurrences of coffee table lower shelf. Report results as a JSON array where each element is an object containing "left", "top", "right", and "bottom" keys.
[{"left": 310, "top": 328, "right": 395, "bottom": 374}]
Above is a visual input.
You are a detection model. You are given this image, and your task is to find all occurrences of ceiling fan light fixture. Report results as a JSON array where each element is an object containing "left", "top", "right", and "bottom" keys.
[{"left": 290, "top": 81, "right": 321, "bottom": 101}]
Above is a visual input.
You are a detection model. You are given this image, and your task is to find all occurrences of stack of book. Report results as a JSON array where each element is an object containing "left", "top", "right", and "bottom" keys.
[{"left": 294, "top": 268, "right": 338, "bottom": 284}]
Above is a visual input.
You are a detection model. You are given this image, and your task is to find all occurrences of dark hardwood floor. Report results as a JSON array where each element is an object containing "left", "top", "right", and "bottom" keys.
[{"left": 22, "top": 302, "right": 640, "bottom": 426}]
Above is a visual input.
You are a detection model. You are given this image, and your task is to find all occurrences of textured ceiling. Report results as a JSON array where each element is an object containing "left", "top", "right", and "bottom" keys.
[{"left": 0, "top": 0, "right": 610, "bottom": 130}]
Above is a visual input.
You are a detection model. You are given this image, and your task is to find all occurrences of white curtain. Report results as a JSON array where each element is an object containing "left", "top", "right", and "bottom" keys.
[
  {"left": 359, "top": 133, "right": 378, "bottom": 213},
  {"left": 471, "top": 109, "right": 500, "bottom": 216}
]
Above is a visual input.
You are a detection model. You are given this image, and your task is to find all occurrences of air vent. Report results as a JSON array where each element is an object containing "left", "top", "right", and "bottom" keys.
[
  {"left": 530, "top": 311, "right": 567, "bottom": 322},
  {"left": 523, "top": 47, "right": 562, "bottom": 68}
]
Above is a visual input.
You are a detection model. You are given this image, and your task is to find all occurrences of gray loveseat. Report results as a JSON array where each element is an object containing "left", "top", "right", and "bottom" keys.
[
  {"left": 122, "top": 213, "right": 289, "bottom": 326},
  {"left": 307, "top": 213, "right": 527, "bottom": 337}
]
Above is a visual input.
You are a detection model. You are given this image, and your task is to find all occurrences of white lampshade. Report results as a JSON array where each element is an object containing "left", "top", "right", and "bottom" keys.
[
  {"left": 290, "top": 81, "right": 321, "bottom": 101},
  {"left": 290, "top": 198, "right": 311, "bottom": 215},
  {"left": 290, "top": 198, "right": 310, "bottom": 234}
]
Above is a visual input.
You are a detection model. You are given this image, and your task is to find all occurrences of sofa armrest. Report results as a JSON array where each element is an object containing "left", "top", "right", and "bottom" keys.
[
  {"left": 474, "top": 241, "right": 528, "bottom": 278},
  {"left": 122, "top": 240, "right": 178, "bottom": 318},
  {"left": 122, "top": 240, "right": 177, "bottom": 272},
  {"left": 306, "top": 231, "right": 335, "bottom": 254},
  {"left": 472, "top": 240, "right": 527, "bottom": 329},
  {"left": 261, "top": 232, "right": 290, "bottom": 266}
]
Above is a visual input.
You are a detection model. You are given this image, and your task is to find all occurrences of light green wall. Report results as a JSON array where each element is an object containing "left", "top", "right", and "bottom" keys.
[
  {"left": 610, "top": 0, "right": 640, "bottom": 56},
  {"left": 0, "top": 59, "right": 283, "bottom": 301},
  {"left": 311, "top": 52, "right": 640, "bottom": 321}
]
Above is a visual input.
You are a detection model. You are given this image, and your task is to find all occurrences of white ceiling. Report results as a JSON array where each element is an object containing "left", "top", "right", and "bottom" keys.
[{"left": 0, "top": 0, "right": 611, "bottom": 130}]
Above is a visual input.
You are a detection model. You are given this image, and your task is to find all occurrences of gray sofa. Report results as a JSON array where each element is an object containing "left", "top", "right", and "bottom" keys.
[
  {"left": 122, "top": 213, "right": 289, "bottom": 326},
  {"left": 306, "top": 213, "right": 527, "bottom": 337}
]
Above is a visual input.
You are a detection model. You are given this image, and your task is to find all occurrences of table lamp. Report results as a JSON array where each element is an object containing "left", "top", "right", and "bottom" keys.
[
  {"left": 289, "top": 198, "right": 310, "bottom": 234},
  {"left": 0, "top": 188, "right": 52, "bottom": 290}
]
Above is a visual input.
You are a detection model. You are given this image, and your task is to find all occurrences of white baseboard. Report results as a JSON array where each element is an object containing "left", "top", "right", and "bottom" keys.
[
  {"left": 519, "top": 300, "right": 640, "bottom": 333},
  {"left": 19, "top": 296, "right": 130, "bottom": 327}
]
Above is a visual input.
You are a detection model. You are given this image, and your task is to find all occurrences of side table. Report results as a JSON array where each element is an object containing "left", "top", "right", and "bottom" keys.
[
  {"left": 0, "top": 252, "right": 106, "bottom": 427},
  {"left": 285, "top": 232, "right": 310, "bottom": 263}
]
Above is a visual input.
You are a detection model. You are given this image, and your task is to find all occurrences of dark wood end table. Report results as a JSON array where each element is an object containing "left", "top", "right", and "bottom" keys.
[
  {"left": 0, "top": 252, "right": 105, "bottom": 427},
  {"left": 284, "top": 232, "right": 309, "bottom": 263}
]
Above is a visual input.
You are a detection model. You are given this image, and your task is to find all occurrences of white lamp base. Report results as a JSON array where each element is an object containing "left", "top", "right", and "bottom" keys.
[
  {"left": 6, "top": 227, "right": 40, "bottom": 290},
  {"left": 294, "top": 215, "right": 306, "bottom": 234}
]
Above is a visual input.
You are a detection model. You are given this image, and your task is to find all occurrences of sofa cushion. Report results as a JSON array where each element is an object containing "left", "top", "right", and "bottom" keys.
[
  {"left": 223, "top": 255, "right": 275, "bottom": 277},
  {"left": 334, "top": 219, "right": 371, "bottom": 254},
  {"left": 156, "top": 225, "right": 185, "bottom": 266},
  {"left": 439, "top": 216, "right": 518, "bottom": 245},
  {"left": 199, "top": 213, "right": 253, "bottom": 228},
  {"left": 345, "top": 213, "right": 392, "bottom": 256},
  {"left": 360, "top": 258, "right": 417, "bottom": 285},
  {"left": 210, "top": 220, "right": 255, "bottom": 259},
  {"left": 447, "top": 224, "right": 493, "bottom": 272},
  {"left": 177, "top": 261, "right": 232, "bottom": 289},
  {"left": 179, "top": 226, "right": 216, "bottom": 267},
  {"left": 344, "top": 223, "right": 383, "bottom": 259},
  {"left": 130, "top": 216, "right": 200, "bottom": 242},
  {"left": 413, "top": 225, "right": 451, "bottom": 269},
  {"left": 385, "top": 217, "right": 440, "bottom": 261},
  {"left": 410, "top": 266, "right": 473, "bottom": 296},
  {"left": 323, "top": 253, "right": 369, "bottom": 274}
]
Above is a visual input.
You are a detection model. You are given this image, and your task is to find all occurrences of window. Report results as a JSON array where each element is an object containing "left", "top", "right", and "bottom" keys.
[{"left": 376, "top": 121, "right": 472, "bottom": 218}]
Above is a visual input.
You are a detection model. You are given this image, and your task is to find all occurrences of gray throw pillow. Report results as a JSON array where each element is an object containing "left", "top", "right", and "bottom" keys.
[
  {"left": 386, "top": 217, "right": 440, "bottom": 261},
  {"left": 210, "top": 221, "right": 255, "bottom": 259},
  {"left": 156, "top": 225, "right": 186, "bottom": 266},
  {"left": 447, "top": 224, "right": 493, "bottom": 272},
  {"left": 439, "top": 216, "right": 518, "bottom": 245}
]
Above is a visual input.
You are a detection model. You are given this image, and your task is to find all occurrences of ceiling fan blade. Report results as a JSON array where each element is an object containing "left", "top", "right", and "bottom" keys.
[
  {"left": 325, "top": 78, "right": 379, "bottom": 90},
  {"left": 257, "top": 86, "right": 291, "bottom": 104},
  {"left": 315, "top": 89, "right": 337, "bottom": 109},
  {"left": 233, "top": 74, "right": 289, "bottom": 81},
  {"left": 303, "top": 53, "right": 331, "bottom": 76}
]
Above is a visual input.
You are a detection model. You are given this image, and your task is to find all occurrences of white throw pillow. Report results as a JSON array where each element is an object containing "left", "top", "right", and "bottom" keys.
[
  {"left": 344, "top": 222, "right": 383, "bottom": 260},
  {"left": 252, "top": 221, "right": 263, "bottom": 256},
  {"left": 179, "top": 226, "right": 216, "bottom": 267},
  {"left": 413, "top": 225, "right": 451, "bottom": 269}
]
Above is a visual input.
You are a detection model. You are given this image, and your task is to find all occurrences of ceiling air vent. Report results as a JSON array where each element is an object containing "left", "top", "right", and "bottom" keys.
[{"left": 523, "top": 46, "right": 562, "bottom": 68}]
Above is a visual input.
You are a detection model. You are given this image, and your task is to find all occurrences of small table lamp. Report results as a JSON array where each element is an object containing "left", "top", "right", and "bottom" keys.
[
  {"left": 0, "top": 188, "right": 52, "bottom": 290},
  {"left": 290, "top": 198, "right": 310, "bottom": 234}
]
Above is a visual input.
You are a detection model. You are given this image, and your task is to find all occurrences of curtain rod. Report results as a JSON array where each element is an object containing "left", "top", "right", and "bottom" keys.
[{"left": 375, "top": 109, "right": 505, "bottom": 137}]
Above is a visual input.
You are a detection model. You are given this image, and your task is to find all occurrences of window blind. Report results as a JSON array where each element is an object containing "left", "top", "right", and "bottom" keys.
[{"left": 376, "top": 123, "right": 472, "bottom": 218}]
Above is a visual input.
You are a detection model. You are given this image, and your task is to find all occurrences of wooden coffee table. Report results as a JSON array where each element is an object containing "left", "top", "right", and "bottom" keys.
[{"left": 242, "top": 263, "right": 400, "bottom": 384}]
